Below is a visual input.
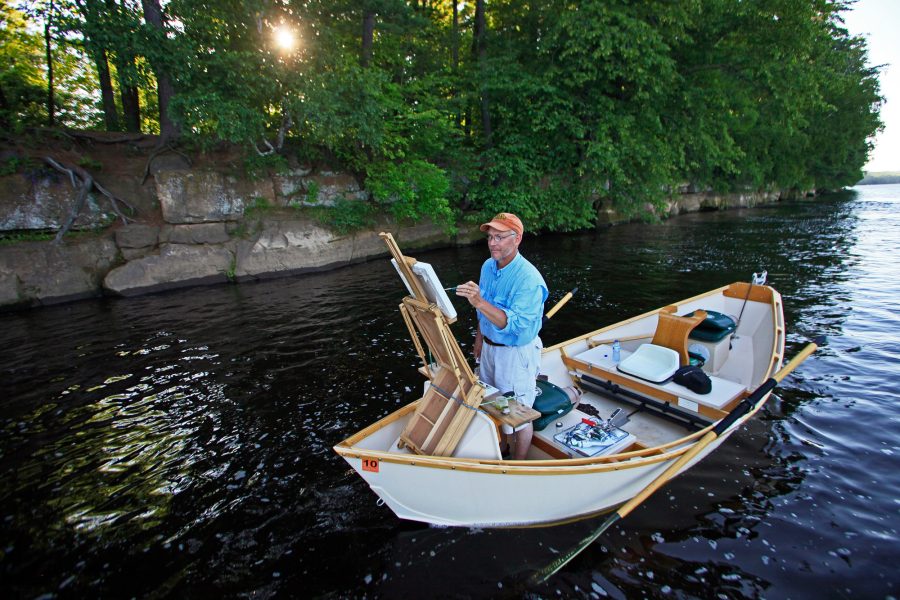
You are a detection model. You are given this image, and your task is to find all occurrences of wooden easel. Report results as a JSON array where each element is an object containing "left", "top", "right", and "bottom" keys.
[{"left": 380, "top": 232, "right": 484, "bottom": 456}]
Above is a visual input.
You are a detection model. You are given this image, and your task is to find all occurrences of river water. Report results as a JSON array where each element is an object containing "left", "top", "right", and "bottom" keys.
[{"left": 2, "top": 186, "right": 898, "bottom": 599}]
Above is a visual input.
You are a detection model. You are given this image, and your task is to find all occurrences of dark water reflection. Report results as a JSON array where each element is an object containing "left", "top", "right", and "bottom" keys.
[{"left": 2, "top": 187, "right": 899, "bottom": 598}]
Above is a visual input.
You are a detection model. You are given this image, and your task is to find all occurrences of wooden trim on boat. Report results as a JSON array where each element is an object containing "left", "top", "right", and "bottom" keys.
[
  {"left": 335, "top": 399, "right": 714, "bottom": 458},
  {"left": 587, "top": 333, "right": 653, "bottom": 348},
  {"left": 333, "top": 443, "right": 685, "bottom": 475},
  {"left": 333, "top": 405, "right": 726, "bottom": 477},
  {"left": 724, "top": 281, "right": 775, "bottom": 303},
  {"left": 543, "top": 284, "right": 735, "bottom": 354},
  {"left": 767, "top": 294, "right": 785, "bottom": 380}
]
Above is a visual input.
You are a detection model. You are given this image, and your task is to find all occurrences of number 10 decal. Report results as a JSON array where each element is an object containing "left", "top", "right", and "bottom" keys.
[{"left": 362, "top": 457, "right": 380, "bottom": 473}]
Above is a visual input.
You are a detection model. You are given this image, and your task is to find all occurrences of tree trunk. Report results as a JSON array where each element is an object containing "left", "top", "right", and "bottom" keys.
[
  {"left": 107, "top": 0, "right": 141, "bottom": 132},
  {"left": 74, "top": 0, "right": 120, "bottom": 130},
  {"left": 452, "top": 2, "right": 459, "bottom": 70},
  {"left": 44, "top": 1, "right": 56, "bottom": 127},
  {"left": 452, "top": 1, "right": 460, "bottom": 128},
  {"left": 94, "top": 48, "right": 121, "bottom": 131},
  {"left": 361, "top": 11, "right": 375, "bottom": 68},
  {"left": 472, "top": 0, "right": 491, "bottom": 146},
  {"left": 120, "top": 83, "right": 141, "bottom": 132},
  {"left": 141, "top": 0, "right": 179, "bottom": 142}
]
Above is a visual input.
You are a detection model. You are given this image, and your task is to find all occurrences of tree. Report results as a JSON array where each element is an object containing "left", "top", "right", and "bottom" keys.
[
  {"left": 43, "top": 0, "right": 57, "bottom": 126},
  {"left": 1, "top": 0, "right": 882, "bottom": 230},
  {"left": 0, "top": 2, "right": 48, "bottom": 129},
  {"left": 72, "top": 0, "right": 119, "bottom": 130},
  {"left": 108, "top": 0, "right": 143, "bottom": 134},
  {"left": 471, "top": 0, "right": 490, "bottom": 146},
  {"left": 140, "top": 0, "right": 178, "bottom": 141}
]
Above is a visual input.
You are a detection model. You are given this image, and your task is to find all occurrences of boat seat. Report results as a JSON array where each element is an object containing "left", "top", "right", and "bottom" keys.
[
  {"left": 651, "top": 307, "right": 707, "bottom": 366},
  {"left": 617, "top": 343, "right": 680, "bottom": 383}
]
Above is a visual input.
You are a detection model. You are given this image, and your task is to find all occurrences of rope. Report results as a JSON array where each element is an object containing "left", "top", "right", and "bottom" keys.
[{"left": 428, "top": 382, "right": 484, "bottom": 413}]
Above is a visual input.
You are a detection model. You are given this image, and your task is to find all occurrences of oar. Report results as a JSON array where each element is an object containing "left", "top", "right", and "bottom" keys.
[
  {"left": 530, "top": 339, "right": 822, "bottom": 584},
  {"left": 544, "top": 287, "right": 578, "bottom": 322}
]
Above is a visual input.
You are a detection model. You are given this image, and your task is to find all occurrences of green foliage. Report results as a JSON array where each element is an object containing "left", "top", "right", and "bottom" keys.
[
  {"left": 242, "top": 152, "right": 288, "bottom": 181},
  {"left": 367, "top": 160, "right": 455, "bottom": 232},
  {"left": 224, "top": 254, "right": 237, "bottom": 281},
  {"left": 857, "top": 172, "right": 900, "bottom": 185},
  {"left": 8, "top": 0, "right": 883, "bottom": 231},
  {"left": 305, "top": 181, "right": 320, "bottom": 205},
  {"left": 311, "top": 199, "right": 377, "bottom": 235},
  {"left": 0, "top": 156, "right": 26, "bottom": 176},
  {"left": 78, "top": 156, "right": 103, "bottom": 171},
  {"left": 243, "top": 196, "right": 273, "bottom": 218},
  {"left": 0, "top": 230, "right": 56, "bottom": 245},
  {"left": 0, "top": 3, "right": 49, "bottom": 129}
]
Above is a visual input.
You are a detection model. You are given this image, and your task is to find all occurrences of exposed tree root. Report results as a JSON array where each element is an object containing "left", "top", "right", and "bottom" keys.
[
  {"left": 65, "top": 130, "right": 147, "bottom": 144},
  {"left": 43, "top": 156, "right": 135, "bottom": 243}
]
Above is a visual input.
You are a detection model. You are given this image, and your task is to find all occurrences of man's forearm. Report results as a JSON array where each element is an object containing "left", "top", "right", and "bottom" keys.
[{"left": 474, "top": 296, "right": 508, "bottom": 330}]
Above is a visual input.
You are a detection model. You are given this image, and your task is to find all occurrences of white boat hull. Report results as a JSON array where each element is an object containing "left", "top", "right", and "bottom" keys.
[
  {"left": 341, "top": 417, "right": 741, "bottom": 527},
  {"left": 335, "top": 282, "right": 785, "bottom": 527}
]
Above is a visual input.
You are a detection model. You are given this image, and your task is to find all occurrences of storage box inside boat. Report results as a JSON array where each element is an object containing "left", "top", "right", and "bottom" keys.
[
  {"left": 553, "top": 422, "right": 634, "bottom": 457},
  {"left": 683, "top": 309, "right": 735, "bottom": 373},
  {"left": 616, "top": 343, "right": 679, "bottom": 383},
  {"left": 688, "top": 310, "right": 736, "bottom": 342}
]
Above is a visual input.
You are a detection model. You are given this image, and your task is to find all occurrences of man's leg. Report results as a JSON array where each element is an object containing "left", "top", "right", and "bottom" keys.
[{"left": 513, "top": 423, "right": 533, "bottom": 460}]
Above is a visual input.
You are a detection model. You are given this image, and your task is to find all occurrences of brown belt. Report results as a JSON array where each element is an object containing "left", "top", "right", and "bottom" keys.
[{"left": 483, "top": 336, "right": 506, "bottom": 347}]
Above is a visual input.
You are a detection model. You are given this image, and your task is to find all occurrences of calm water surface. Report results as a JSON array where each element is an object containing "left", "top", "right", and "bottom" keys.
[{"left": 2, "top": 186, "right": 899, "bottom": 598}]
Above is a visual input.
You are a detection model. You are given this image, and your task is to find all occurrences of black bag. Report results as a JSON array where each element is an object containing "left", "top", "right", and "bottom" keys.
[{"left": 672, "top": 365, "right": 712, "bottom": 394}]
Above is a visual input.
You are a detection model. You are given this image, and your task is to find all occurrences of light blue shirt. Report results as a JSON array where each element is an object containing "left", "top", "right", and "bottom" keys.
[{"left": 477, "top": 253, "right": 548, "bottom": 347}]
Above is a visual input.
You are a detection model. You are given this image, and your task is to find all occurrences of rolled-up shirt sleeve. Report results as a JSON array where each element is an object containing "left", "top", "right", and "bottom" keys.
[{"left": 497, "top": 283, "right": 546, "bottom": 341}]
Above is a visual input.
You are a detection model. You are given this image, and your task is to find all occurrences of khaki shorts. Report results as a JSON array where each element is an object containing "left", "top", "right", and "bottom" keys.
[{"left": 480, "top": 337, "right": 542, "bottom": 433}]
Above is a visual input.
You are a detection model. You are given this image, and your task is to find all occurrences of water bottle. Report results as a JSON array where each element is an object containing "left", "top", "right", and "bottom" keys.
[{"left": 612, "top": 340, "right": 621, "bottom": 363}]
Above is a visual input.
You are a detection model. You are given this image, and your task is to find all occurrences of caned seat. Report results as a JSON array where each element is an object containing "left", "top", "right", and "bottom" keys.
[{"left": 651, "top": 307, "right": 707, "bottom": 366}]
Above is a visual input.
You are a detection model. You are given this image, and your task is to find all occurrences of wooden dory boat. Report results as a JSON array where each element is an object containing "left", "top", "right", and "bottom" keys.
[{"left": 334, "top": 237, "right": 785, "bottom": 528}]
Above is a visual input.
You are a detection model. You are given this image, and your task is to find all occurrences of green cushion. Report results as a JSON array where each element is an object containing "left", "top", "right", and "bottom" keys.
[
  {"left": 533, "top": 379, "right": 575, "bottom": 431},
  {"left": 688, "top": 309, "right": 736, "bottom": 342}
]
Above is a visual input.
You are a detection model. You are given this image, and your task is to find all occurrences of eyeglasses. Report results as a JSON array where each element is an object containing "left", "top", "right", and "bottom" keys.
[{"left": 486, "top": 232, "right": 517, "bottom": 243}]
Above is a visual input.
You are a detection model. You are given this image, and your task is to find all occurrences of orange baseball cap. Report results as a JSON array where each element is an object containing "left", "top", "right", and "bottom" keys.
[{"left": 479, "top": 212, "right": 524, "bottom": 237}]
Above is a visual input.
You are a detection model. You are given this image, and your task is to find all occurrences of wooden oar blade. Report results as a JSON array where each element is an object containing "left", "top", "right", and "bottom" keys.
[{"left": 529, "top": 513, "right": 621, "bottom": 585}]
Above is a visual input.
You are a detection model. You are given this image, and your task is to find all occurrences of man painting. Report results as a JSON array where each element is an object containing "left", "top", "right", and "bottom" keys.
[{"left": 456, "top": 213, "right": 548, "bottom": 459}]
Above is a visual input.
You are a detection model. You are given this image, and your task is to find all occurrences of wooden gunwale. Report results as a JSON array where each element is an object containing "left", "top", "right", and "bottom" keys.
[
  {"left": 543, "top": 283, "right": 734, "bottom": 354},
  {"left": 336, "top": 397, "right": 714, "bottom": 459},
  {"left": 333, "top": 398, "right": 730, "bottom": 476},
  {"left": 334, "top": 439, "right": 701, "bottom": 475},
  {"left": 332, "top": 391, "right": 776, "bottom": 477}
]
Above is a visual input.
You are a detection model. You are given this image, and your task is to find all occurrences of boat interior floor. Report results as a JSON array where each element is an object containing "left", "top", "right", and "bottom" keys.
[{"left": 526, "top": 388, "right": 701, "bottom": 461}]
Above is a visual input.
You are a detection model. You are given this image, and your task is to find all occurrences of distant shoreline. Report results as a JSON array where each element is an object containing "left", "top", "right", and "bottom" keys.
[{"left": 856, "top": 172, "right": 900, "bottom": 185}]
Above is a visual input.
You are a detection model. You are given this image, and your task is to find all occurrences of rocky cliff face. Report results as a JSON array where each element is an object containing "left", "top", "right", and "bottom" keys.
[
  {"left": 0, "top": 146, "right": 447, "bottom": 310},
  {"left": 0, "top": 140, "right": 792, "bottom": 311}
]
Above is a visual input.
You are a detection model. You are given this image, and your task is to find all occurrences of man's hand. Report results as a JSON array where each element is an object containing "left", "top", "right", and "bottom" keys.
[
  {"left": 455, "top": 281, "right": 483, "bottom": 309},
  {"left": 456, "top": 280, "right": 508, "bottom": 330}
]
